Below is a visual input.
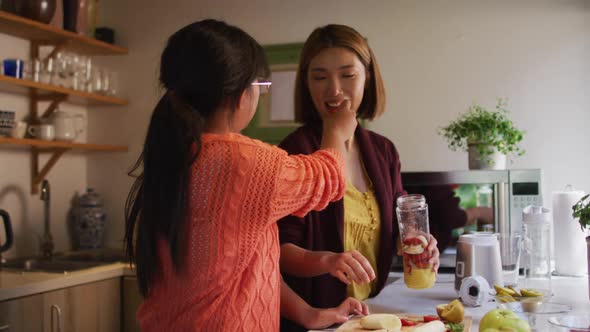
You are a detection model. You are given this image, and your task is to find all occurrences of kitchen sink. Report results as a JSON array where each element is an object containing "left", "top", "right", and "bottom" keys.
[
  {"left": 59, "top": 248, "right": 127, "bottom": 263},
  {"left": 1, "top": 258, "right": 106, "bottom": 272},
  {"left": 0, "top": 248, "right": 128, "bottom": 272}
]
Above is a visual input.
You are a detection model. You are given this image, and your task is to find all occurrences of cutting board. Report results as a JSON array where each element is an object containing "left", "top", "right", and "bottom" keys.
[{"left": 335, "top": 314, "right": 472, "bottom": 331}]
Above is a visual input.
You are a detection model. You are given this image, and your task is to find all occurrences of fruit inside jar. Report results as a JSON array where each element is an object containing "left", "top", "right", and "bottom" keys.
[{"left": 402, "top": 235, "right": 436, "bottom": 289}]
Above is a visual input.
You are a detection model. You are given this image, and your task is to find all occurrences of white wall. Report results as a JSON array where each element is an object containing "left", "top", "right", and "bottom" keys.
[{"left": 90, "top": 0, "right": 589, "bottom": 247}]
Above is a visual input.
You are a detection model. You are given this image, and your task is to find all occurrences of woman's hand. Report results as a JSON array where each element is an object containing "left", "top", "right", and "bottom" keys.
[
  {"left": 322, "top": 250, "right": 376, "bottom": 285},
  {"left": 304, "top": 297, "right": 370, "bottom": 330},
  {"left": 426, "top": 234, "right": 440, "bottom": 273}
]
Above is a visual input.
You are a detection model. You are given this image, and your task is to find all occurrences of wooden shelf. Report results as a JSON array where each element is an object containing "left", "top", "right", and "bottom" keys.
[
  {"left": 0, "top": 137, "right": 127, "bottom": 152},
  {"left": 0, "top": 11, "right": 129, "bottom": 194},
  {"left": 0, "top": 75, "right": 127, "bottom": 106},
  {"left": 0, "top": 11, "right": 127, "bottom": 55}
]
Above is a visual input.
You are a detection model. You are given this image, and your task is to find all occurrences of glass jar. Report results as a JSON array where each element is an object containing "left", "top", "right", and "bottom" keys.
[{"left": 396, "top": 194, "right": 435, "bottom": 289}]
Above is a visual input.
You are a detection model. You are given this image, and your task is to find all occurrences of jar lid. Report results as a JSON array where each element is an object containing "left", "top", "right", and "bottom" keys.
[
  {"left": 396, "top": 194, "right": 426, "bottom": 210},
  {"left": 79, "top": 188, "right": 102, "bottom": 206}
]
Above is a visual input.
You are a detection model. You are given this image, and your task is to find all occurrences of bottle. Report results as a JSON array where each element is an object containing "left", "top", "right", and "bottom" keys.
[
  {"left": 522, "top": 205, "right": 552, "bottom": 291},
  {"left": 72, "top": 188, "right": 106, "bottom": 249},
  {"left": 396, "top": 194, "right": 435, "bottom": 289}
]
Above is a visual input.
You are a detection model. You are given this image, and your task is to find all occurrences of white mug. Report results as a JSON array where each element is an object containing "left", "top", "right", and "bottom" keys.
[
  {"left": 28, "top": 124, "right": 55, "bottom": 141},
  {"left": 10, "top": 121, "right": 27, "bottom": 139}
]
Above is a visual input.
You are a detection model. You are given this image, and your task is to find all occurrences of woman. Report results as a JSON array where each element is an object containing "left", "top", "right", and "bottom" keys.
[
  {"left": 124, "top": 19, "right": 363, "bottom": 331},
  {"left": 278, "top": 24, "right": 440, "bottom": 331}
]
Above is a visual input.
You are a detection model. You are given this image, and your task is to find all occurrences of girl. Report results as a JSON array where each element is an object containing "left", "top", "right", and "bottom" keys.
[{"left": 124, "top": 19, "right": 363, "bottom": 331}]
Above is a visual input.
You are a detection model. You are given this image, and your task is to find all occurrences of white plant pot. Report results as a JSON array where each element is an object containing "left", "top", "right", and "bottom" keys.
[
  {"left": 468, "top": 145, "right": 507, "bottom": 170},
  {"left": 587, "top": 236, "right": 590, "bottom": 300}
]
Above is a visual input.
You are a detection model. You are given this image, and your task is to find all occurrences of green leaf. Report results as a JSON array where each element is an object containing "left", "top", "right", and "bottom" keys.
[
  {"left": 572, "top": 194, "right": 590, "bottom": 231},
  {"left": 446, "top": 322, "right": 464, "bottom": 332}
]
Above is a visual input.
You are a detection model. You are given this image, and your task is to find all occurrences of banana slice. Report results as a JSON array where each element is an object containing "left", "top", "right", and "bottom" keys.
[
  {"left": 360, "top": 314, "right": 402, "bottom": 331},
  {"left": 493, "top": 284, "right": 516, "bottom": 296},
  {"left": 520, "top": 288, "right": 544, "bottom": 297},
  {"left": 507, "top": 285, "right": 522, "bottom": 296}
]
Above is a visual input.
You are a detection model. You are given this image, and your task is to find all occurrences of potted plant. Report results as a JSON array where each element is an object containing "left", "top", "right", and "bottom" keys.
[
  {"left": 572, "top": 194, "right": 590, "bottom": 299},
  {"left": 439, "top": 98, "right": 525, "bottom": 170}
]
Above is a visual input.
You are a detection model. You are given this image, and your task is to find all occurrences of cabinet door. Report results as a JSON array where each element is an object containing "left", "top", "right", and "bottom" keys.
[
  {"left": 0, "top": 293, "right": 44, "bottom": 332},
  {"left": 43, "top": 287, "right": 69, "bottom": 332},
  {"left": 43, "top": 278, "right": 121, "bottom": 332},
  {"left": 67, "top": 278, "right": 121, "bottom": 332}
]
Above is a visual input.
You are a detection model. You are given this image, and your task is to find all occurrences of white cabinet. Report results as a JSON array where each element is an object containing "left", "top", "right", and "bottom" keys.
[{"left": 0, "top": 278, "right": 121, "bottom": 332}]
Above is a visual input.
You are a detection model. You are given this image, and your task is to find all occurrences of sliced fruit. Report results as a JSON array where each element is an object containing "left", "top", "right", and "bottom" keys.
[
  {"left": 416, "top": 235, "right": 429, "bottom": 246},
  {"left": 400, "top": 318, "right": 417, "bottom": 326},
  {"left": 435, "top": 299, "right": 464, "bottom": 323},
  {"left": 412, "top": 320, "right": 446, "bottom": 332},
  {"left": 360, "top": 313, "right": 402, "bottom": 331},
  {"left": 520, "top": 288, "right": 543, "bottom": 297},
  {"left": 507, "top": 285, "right": 521, "bottom": 296},
  {"left": 423, "top": 315, "right": 440, "bottom": 322},
  {"left": 496, "top": 294, "right": 517, "bottom": 303},
  {"left": 494, "top": 284, "right": 516, "bottom": 296}
]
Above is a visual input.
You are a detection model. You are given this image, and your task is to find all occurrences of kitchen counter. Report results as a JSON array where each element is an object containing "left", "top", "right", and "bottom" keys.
[
  {"left": 0, "top": 262, "right": 135, "bottom": 301},
  {"left": 312, "top": 272, "right": 590, "bottom": 331}
]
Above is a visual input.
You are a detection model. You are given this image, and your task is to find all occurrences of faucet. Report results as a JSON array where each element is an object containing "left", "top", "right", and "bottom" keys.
[{"left": 40, "top": 180, "right": 54, "bottom": 258}]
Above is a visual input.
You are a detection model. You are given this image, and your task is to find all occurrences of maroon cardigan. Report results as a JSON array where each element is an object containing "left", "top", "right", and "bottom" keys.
[{"left": 278, "top": 124, "right": 405, "bottom": 331}]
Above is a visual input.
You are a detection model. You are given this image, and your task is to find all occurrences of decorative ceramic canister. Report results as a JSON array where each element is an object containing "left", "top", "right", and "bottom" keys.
[{"left": 72, "top": 188, "right": 106, "bottom": 249}]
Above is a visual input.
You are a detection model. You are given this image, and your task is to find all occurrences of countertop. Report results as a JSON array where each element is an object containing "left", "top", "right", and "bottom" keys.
[
  {"left": 1, "top": 266, "right": 588, "bottom": 330},
  {"left": 0, "top": 262, "right": 135, "bottom": 301},
  {"left": 312, "top": 272, "right": 590, "bottom": 331}
]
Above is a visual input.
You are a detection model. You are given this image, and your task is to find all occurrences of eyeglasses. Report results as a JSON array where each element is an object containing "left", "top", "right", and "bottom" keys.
[{"left": 251, "top": 81, "right": 272, "bottom": 94}]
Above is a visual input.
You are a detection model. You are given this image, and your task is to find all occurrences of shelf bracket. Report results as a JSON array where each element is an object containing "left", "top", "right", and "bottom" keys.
[
  {"left": 45, "top": 42, "right": 68, "bottom": 61},
  {"left": 40, "top": 94, "right": 68, "bottom": 119},
  {"left": 31, "top": 147, "right": 69, "bottom": 195}
]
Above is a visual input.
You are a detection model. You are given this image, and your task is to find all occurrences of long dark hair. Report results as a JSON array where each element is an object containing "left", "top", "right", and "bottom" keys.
[{"left": 124, "top": 19, "right": 269, "bottom": 297}]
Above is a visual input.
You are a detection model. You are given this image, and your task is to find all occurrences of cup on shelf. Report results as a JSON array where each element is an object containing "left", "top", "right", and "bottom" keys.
[
  {"left": 10, "top": 121, "right": 27, "bottom": 139},
  {"left": 28, "top": 124, "right": 55, "bottom": 141},
  {"left": 3, "top": 59, "right": 24, "bottom": 78},
  {"left": 23, "top": 58, "right": 42, "bottom": 82}
]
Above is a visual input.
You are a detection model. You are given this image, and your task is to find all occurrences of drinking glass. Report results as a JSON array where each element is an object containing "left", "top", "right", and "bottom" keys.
[{"left": 498, "top": 234, "right": 522, "bottom": 286}]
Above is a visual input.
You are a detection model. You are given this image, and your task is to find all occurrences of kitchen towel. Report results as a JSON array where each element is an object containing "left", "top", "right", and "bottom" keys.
[
  {"left": 552, "top": 187, "right": 587, "bottom": 276},
  {"left": 459, "top": 275, "right": 490, "bottom": 307}
]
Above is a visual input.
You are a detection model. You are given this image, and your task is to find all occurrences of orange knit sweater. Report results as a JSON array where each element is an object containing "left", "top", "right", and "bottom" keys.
[{"left": 136, "top": 133, "right": 345, "bottom": 332}]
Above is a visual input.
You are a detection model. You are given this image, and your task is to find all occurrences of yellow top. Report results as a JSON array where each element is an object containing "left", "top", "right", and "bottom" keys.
[{"left": 343, "top": 179, "right": 381, "bottom": 300}]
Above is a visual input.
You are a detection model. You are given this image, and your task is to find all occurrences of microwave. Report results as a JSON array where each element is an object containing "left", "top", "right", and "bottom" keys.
[{"left": 391, "top": 169, "right": 543, "bottom": 271}]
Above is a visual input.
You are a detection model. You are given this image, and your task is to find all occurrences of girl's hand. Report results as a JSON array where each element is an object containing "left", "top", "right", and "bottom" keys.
[
  {"left": 322, "top": 99, "right": 357, "bottom": 142},
  {"left": 427, "top": 234, "right": 440, "bottom": 272},
  {"left": 322, "top": 250, "right": 376, "bottom": 285},
  {"left": 304, "top": 297, "right": 370, "bottom": 330}
]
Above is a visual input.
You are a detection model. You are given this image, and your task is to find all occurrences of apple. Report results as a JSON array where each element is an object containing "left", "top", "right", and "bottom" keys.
[
  {"left": 479, "top": 309, "right": 531, "bottom": 332},
  {"left": 481, "top": 328, "right": 517, "bottom": 332}
]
